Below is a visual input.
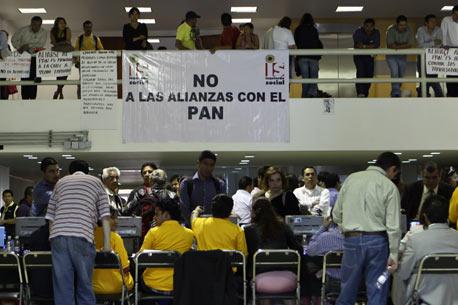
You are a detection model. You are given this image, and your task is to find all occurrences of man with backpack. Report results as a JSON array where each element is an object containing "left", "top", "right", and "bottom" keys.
[
  {"left": 179, "top": 150, "right": 225, "bottom": 226},
  {"left": 74, "top": 20, "right": 104, "bottom": 99}
]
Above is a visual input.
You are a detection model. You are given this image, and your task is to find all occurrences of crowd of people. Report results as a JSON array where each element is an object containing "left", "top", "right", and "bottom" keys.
[
  {"left": 1, "top": 6, "right": 458, "bottom": 100},
  {"left": 1, "top": 149, "right": 458, "bottom": 304}
]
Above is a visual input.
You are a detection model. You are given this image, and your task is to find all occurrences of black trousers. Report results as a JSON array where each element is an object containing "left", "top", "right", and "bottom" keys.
[
  {"left": 0, "top": 78, "right": 8, "bottom": 99},
  {"left": 354, "top": 56, "right": 375, "bottom": 97},
  {"left": 21, "top": 56, "right": 37, "bottom": 99},
  {"left": 446, "top": 75, "right": 458, "bottom": 97}
]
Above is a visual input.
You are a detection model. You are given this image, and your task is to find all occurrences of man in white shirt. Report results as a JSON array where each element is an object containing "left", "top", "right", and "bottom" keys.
[
  {"left": 232, "top": 176, "right": 253, "bottom": 224},
  {"left": 293, "top": 167, "right": 329, "bottom": 215},
  {"left": 101, "top": 166, "right": 125, "bottom": 215},
  {"left": 441, "top": 5, "right": 458, "bottom": 97},
  {"left": 11, "top": 16, "right": 47, "bottom": 100},
  {"left": 272, "top": 17, "right": 296, "bottom": 50}
]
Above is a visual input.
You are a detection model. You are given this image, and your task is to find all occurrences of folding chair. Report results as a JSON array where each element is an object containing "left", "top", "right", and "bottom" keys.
[
  {"left": 252, "top": 249, "right": 301, "bottom": 305},
  {"left": 223, "top": 250, "right": 246, "bottom": 305},
  {"left": 321, "top": 251, "right": 367, "bottom": 305},
  {"left": 409, "top": 253, "right": 458, "bottom": 305},
  {"left": 23, "top": 251, "right": 53, "bottom": 305},
  {"left": 94, "top": 251, "right": 131, "bottom": 305},
  {"left": 134, "top": 250, "right": 180, "bottom": 305},
  {"left": 0, "top": 251, "right": 23, "bottom": 305}
]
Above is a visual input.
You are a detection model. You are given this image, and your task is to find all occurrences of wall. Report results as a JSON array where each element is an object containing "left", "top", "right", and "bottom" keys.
[{"left": 0, "top": 98, "right": 457, "bottom": 153}]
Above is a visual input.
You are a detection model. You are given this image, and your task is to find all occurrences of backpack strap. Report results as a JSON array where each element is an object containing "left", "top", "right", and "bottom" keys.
[{"left": 93, "top": 35, "right": 98, "bottom": 50}]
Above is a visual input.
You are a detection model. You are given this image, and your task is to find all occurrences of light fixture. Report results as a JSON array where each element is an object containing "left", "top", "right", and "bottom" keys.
[
  {"left": 336, "top": 6, "right": 364, "bottom": 12},
  {"left": 408, "top": 159, "right": 418, "bottom": 162},
  {"left": 147, "top": 38, "right": 160, "bottom": 43},
  {"left": 244, "top": 155, "right": 255, "bottom": 158},
  {"left": 18, "top": 8, "right": 47, "bottom": 14},
  {"left": 368, "top": 161, "right": 376, "bottom": 164},
  {"left": 402, "top": 161, "right": 410, "bottom": 164},
  {"left": 37, "top": 161, "right": 42, "bottom": 164},
  {"left": 65, "top": 156, "right": 76, "bottom": 160},
  {"left": 430, "top": 152, "right": 441, "bottom": 155},
  {"left": 23, "top": 154, "right": 33, "bottom": 158},
  {"left": 239, "top": 162, "right": 248, "bottom": 165},
  {"left": 394, "top": 152, "right": 402, "bottom": 155},
  {"left": 232, "top": 18, "right": 252, "bottom": 23},
  {"left": 42, "top": 20, "right": 54, "bottom": 25},
  {"left": 120, "top": 169, "right": 140, "bottom": 173},
  {"left": 235, "top": 167, "right": 242, "bottom": 170},
  {"left": 125, "top": 7, "right": 152, "bottom": 13},
  {"left": 138, "top": 19, "right": 156, "bottom": 24},
  {"left": 422, "top": 155, "right": 433, "bottom": 158},
  {"left": 62, "top": 154, "right": 72, "bottom": 157},
  {"left": 231, "top": 6, "right": 257, "bottom": 13},
  {"left": 28, "top": 156, "right": 38, "bottom": 160},
  {"left": 240, "top": 159, "right": 250, "bottom": 163},
  {"left": 441, "top": 6, "right": 454, "bottom": 11}
]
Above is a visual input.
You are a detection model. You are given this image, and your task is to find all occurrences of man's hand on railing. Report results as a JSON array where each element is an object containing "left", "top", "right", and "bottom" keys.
[{"left": 17, "top": 44, "right": 29, "bottom": 54}]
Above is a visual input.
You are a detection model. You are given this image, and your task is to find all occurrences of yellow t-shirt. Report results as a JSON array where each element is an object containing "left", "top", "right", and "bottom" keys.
[
  {"left": 74, "top": 34, "right": 104, "bottom": 51},
  {"left": 140, "top": 220, "right": 194, "bottom": 291},
  {"left": 176, "top": 22, "right": 196, "bottom": 50},
  {"left": 192, "top": 217, "right": 248, "bottom": 256},
  {"left": 449, "top": 188, "right": 458, "bottom": 228},
  {"left": 92, "top": 227, "right": 134, "bottom": 294}
]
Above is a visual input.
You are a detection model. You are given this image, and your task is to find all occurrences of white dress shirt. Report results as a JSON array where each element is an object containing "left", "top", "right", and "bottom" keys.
[
  {"left": 441, "top": 16, "right": 458, "bottom": 47},
  {"left": 293, "top": 185, "right": 329, "bottom": 215},
  {"left": 232, "top": 189, "right": 253, "bottom": 224},
  {"left": 11, "top": 25, "right": 47, "bottom": 53},
  {"left": 272, "top": 26, "right": 295, "bottom": 50}
]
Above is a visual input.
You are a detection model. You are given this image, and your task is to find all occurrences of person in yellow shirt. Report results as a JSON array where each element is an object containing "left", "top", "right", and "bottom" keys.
[
  {"left": 74, "top": 20, "right": 104, "bottom": 99},
  {"left": 175, "top": 11, "right": 203, "bottom": 50},
  {"left": 191, "top": 194, "right": 248, "bottom": 256},
  {"left": 449, "top": 187, "right": 458, "bottom": 228},
  {"left": 140, "top": 192, "right": 194, "bottom": 304},
  {"left": 93, "top": 208, "right": 134, "bottom": 294}
]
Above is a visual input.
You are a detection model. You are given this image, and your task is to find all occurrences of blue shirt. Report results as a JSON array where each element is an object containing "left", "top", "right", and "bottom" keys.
[
  {"left": 31, "top": 180, "right": 55, "bottom": 217},
  {"left": 328, "top": 188, "right": 339, "bottom": 210},
  {"left": 307, "top": 224, "right": 344, "bottom": 279},
  {"left": 179, "top": 172, "right": 225, "bottom": 225},
  {"left": 353, "top": 27, "right": 380, "bottom": 48}
]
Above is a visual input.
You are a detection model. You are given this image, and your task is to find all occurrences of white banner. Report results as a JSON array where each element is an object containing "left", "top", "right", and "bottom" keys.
[
  {"left": 80, "top": 51, "right": 117, "bottom": 129},
  {"left": 36, "top": 51, "right": 73, "bottom": 77},
  {"left": 122, "top": 50, "right": 289, "bottom": 143},
  {"left": 426, "top": 47, "right": 458, "bottom": 75},
  {"left": 0, "top": 52, "right": 31, "bottom": 78}
]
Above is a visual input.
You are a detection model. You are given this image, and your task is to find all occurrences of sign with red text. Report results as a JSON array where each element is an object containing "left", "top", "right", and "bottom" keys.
[{"left": 122, "top": 50, "right": 289, "bottom": 143}]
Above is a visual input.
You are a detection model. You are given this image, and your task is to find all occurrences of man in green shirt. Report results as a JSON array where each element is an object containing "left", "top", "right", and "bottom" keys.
[
  {"left": 333, "top": 152, "right": 401, "bottom": 305},
  {"left": 175, "top": 11, "right": 203, "bottom": 50},
  {"left": 386, "top": 15, "right": 413, "bottom": 97}
]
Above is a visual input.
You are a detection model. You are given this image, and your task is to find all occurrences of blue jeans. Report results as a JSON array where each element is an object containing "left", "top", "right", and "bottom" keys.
[
  {"left": 386, "top": 55, "right": 407, "bottom": 97},
  {"left": 297, "top": 57, "right": 319, "bottom": 97},
  {"left": 416, "top": 56, "right": 444, "bottom": 97},
  {"left": 51, "top": 236, "right": 96, "bottom": 305},
  {"left": 336, "top": 234, "right": 389, "bottom": 305}
]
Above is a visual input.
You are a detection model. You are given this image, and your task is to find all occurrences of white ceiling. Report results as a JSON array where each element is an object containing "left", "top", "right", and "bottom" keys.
[{"left": 0, "top": 0, "right": 455, "bottom": 34}]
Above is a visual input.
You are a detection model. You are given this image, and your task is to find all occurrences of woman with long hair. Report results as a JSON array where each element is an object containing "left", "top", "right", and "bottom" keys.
[
  {"left": 254, "top": 166, "right": 300, "bottom": 217},
  {"left": 244, "top": 197, "right": 302, "bottom": 304},
  {"left": 50, "top": 17, "right": 72, "bottom": 99}
]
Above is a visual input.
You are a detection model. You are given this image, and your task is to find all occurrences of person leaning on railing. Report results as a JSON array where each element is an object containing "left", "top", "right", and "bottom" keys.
[
  {"left": 441, "top": 5, "right": 458, "bottom": 97},
  {"left": 0, "top": 30, "right": 10, "bottom": 100},
  {"left": 50, "top": 17, "right": 73, "bottom": 100}
]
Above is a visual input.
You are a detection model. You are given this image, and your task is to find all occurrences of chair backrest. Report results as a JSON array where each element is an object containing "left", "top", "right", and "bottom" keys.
[
  {"left": 0, "top": 252, "right": 23, "bottom": 289},
  {"left": 253, "top": 249, "right": 300, "bottom": 279},
  {"left": 94, "top": 251, "right": 122, "bottom": 270},
  {"left": 135, "top": 250, "right": 180, "bottom": 268},
  {"left": 23, "top": 251, "right": 52, "bottom": 284},
  {"left": 223, "top": 250, "right": 246, "bottom": 275},
  {"left": 322, "top": 251, "right": 343, "bottom": 284},
  {"left": 414, "top": 253, "right": 458, "bottom": 290}
]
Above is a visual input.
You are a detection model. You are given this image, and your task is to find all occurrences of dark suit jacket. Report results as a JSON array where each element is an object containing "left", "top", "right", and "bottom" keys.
[{"left": 401, "top": 181, "right": 453, "bottom": 221}]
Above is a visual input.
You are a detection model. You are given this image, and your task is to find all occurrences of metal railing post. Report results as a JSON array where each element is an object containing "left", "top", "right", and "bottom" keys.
[{"left": 420, "top": 50, "right": 427, "bottom": 97}]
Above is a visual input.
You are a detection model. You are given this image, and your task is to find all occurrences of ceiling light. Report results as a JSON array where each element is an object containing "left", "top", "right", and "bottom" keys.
[
  {"left": 244, "top": 155, "right": 255, "bottom": 158},
  {"left": 215, "top": 153, "right": 218, "bottom": 156},
  {"left": 239, "top": 162, "right": 248, "bottom": 165},
  {"left": 62, "top": 154, "right": 72, "bottom": 157},
  {"left": 408, "top": 159, "right": 417, "bottom": 162},
  {"left": 65, "top": 156, "right": 76, "bottom": 160},
  {"left": 37, "top": 161, "right": 42, "bottom": 164},
  {"left": 430, "top": 152, "right": 441, "bottom": 155},
  {"left": 422, "top": 155, "right": 433, "bottom": 158},
  {"left": 231, "top": 6, "right": 257, "bottom": 13},
  {"left": 147, "top": 38, "right": 160, "bottom": 43},
  {"left": 402, "top": 161, "right": 410, "bottom": 164},
  {"left": 18, "top": 8, "right": 47, "bottom": 14},
  {"left": 394, "top": 152, "right": 402, "bottom": 155},
  {"left": 23, "top": 154, "right": 33, "bottom": 158},
  {"left": 42, "top": 20, "right": 54, "bottom": 25},
  {"left": 441, "top": 6, "right": 454, "bottom": 11},
  {"left": 235, "top": 167, "right": 242, "bottom": 170},
  {"left": 336, "top": 6, "right": 364, "bottom": 12},
  {"left": 120, "top": 169, "right": 140, "bottom": 173},
  {"left": 125, "top": 7, "right": 152, "bottom": 13},
  {"left": 232, "top": 18, "right": 252, "bottom": 24},
  {"left": 368, "top": 161, "right": 376, "bottom": 164},
  {"left": 138, "top": 19, "right": 156, "bottom": 24},
  {"left": 28, "top": 156, "right": 38, "bottom": 160},
  {"left": 240, "top": 160, "right": 250, "bottom": 163}
]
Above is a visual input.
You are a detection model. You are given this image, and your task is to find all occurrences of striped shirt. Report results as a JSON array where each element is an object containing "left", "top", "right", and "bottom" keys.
[{"left": 45, "top": 171, "right": 110, "bottom": 243}]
